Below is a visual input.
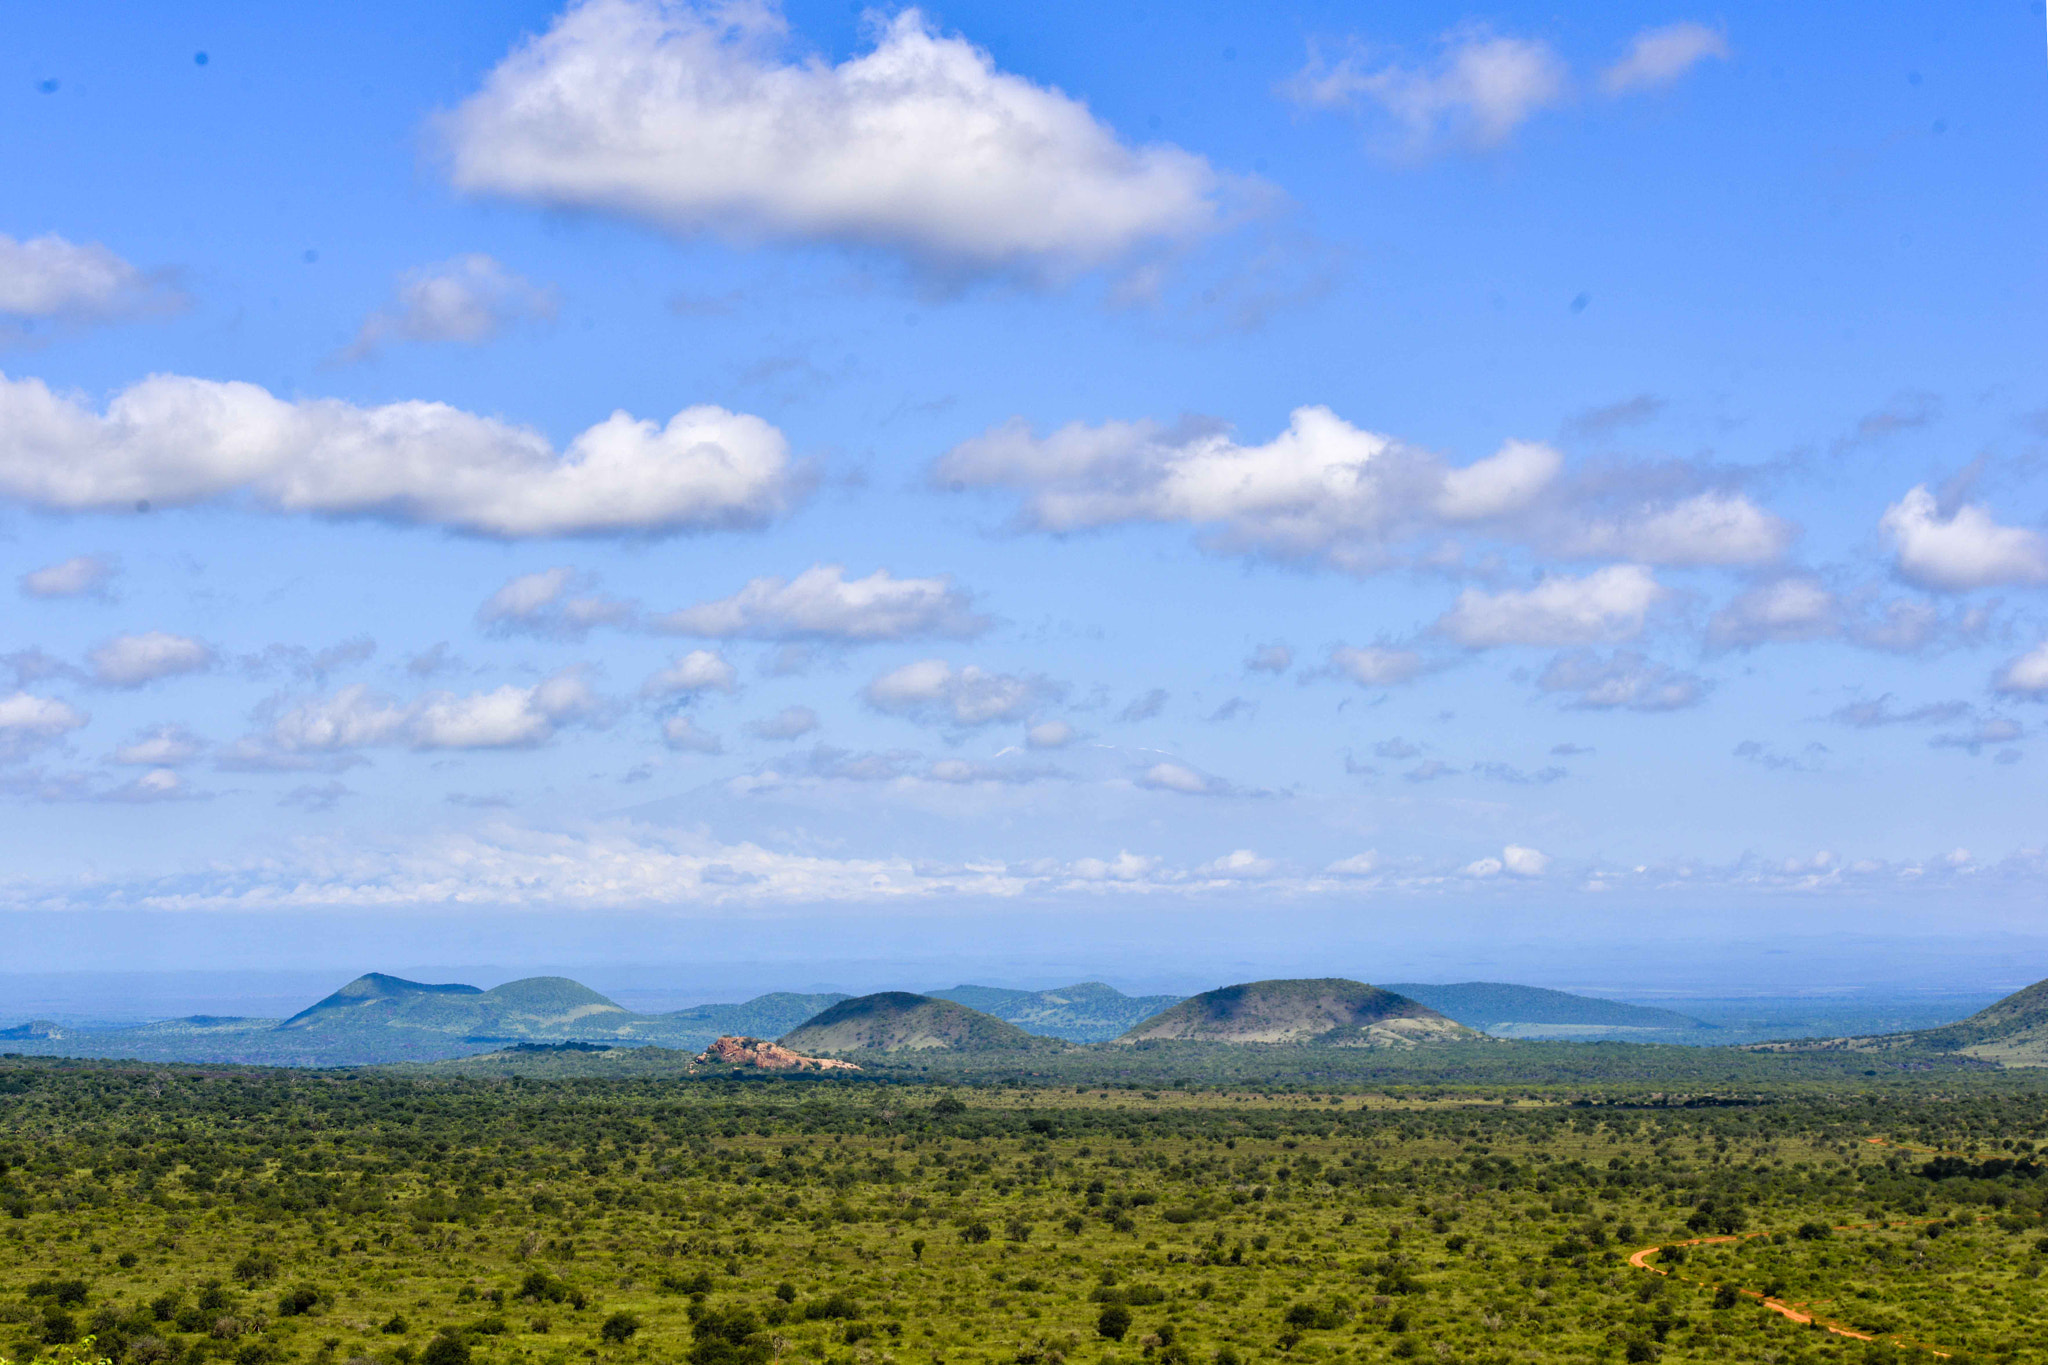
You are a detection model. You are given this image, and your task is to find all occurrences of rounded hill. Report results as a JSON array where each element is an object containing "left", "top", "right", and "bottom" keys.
[
  {"left": 779, "top": 992, "right": 1046, "bottom": 1054},
  {"left": 1117, "top": 978, "right": 1479, "bottom": 1047}
]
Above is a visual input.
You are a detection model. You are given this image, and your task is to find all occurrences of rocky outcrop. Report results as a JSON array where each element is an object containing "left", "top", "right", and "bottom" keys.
[{"left": 696, "top": 1035, "right": 861, "bottom": 1071}]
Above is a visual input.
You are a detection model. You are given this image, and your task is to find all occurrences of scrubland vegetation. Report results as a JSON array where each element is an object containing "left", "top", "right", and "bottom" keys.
[{"left": 3, "top": 1060, "right": 2046, "bottom": 1365}]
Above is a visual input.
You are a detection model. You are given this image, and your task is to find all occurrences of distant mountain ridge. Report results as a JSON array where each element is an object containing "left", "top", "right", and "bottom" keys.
[
  {"left": 779, "top": 992, "right": 1055, "bottom": 1054},
  {"left": 1758, "top": 974, "right": 2048, "bottom": 1067},
  {"left": 1118, "top": 978, "right": 1480, "bottom": 1047},
  {"left": 1382, "top": 982, "right": 1711, "bottom": 1038},
  {"left": 928, "top": 982, "right": 1185, "bottom": 1042}
]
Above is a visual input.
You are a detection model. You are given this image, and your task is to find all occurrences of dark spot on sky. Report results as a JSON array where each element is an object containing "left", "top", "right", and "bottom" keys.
[
  {"left": 135, "top": 500, "right": 151, "bottom": 514},
  {"left": 194, "top": 52, "right": 209, "bottom": 66},
  {"left": 1147, "top": 114, "right": 1160, "bottom": 128},
  {"left": 1569, "top": 292, "right": 1591, "bottom": 314},
  {"left": 1222, "top": 46, "right": 1236, "bottom": 61},
  {"left": 1931, "top": 119, "right": 1947, "bottom": 136},
  {"left": 1907, "top": 71, "right": 1921, "bottom": 86},
  {"left": 37, "top": 79, "right": 59, "bottom": 94},
  {"left": 302, "top": 249, "right": 319, "bottom": 264}
]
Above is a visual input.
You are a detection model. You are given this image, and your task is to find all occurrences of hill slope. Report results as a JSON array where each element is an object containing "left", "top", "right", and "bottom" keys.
[
  {"left": 779, "top": 992, "right": 1049, "bottom": 1054},
  {"left": 1382, "top": 982, "right": 1711, "bottom": 1039},
  {"left": 662, "top": 992, "right": 852, "bottom": 1043},
  {"left": 1763, "top": 976, "right": 2048, "bottom": 1067},
  {"left": 929, "top": 983, "right": 1185, "bottom": 1042},
  {"left": 1118, "top": 978, "right": 1479, "bottom": 1047},
  {"left": 281, "top": 974, "right": 633, "bottom": 1040}
]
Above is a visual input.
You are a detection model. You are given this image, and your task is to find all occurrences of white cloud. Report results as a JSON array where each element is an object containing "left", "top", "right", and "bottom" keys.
[
  {"left": 1995, "top": 643, "right": 2048, "bottom": 698},
  {"left": 1283, "top": 29, "right": 1568, "bottom": 154},
  {"left": 1880, "top": 485, "right": 2048, "bottom": 591},
  {"left": 342, "top": 254, "right": 556, "bottom": 361},
  {"left": 863, "top": 659, "right": 1060, "bottom": 727},
  {"left": 0, "top": 692, "right": 88, "bottom": 758},
  {"left": 1245, "top": 643, "right": 1292, "bottom": 674},
  {"left": 653, "top": 564, "right": 985, "bottom": 640},
  {"left": 746, "top": 705, "right": 820, "bottom": 740},
  {"left": 1501, "top": 844, "right": 1549, "bottom": 877},
  {"left": 1326, "top": 851, "right": 1378, "bottom": 877},
  {"left": 0, "top": 372, "right": 794, "bottom": 537},
  {"left": 0, "top": 233, "right": 182, "bottom": 329},
  {"left": 1599, "top": 22, "right": 1729, "bottom": 95},
  {"left": 440, "top": 0, "right": 1224, "bottom": 276},
  {"left": 1068, "top": 850, "right": 1158, "bottom": 882},
  {"left": 20, "top": 554, "right": 115, "bottom": 598},
  {"left": 642, "top": 649, "right": 739, "bottom": 697},
  {"left": 1200, "top": 849, "right": 1275, "bottom": 879},
  {"left": 1462, "top": 856, "right": 1504, "bottom": 878},
  {"left": 1137, "top": 761, "right": 1215, "bottom": 795},
  {"left": 1538, "top": 649, "right": 1707, "bottom": 711},
  {"left": 1707, "top": 576, "right": 1838, "bottom": 650},
  {"left": 925, "top": 757, "right": 1064, "bottom": 785},
  {"left": 479, "top": 567, "right": 635, "bottom": 638},
  {"left": 87, "top": 631, "right": 213, "bottom": 687},
  {"left": 100, "top": 768, "right": 197, "bottom": 804},
  {"left": 1560, "top": 492, "right": 1791, "bottom": 567},
  {"left": 264, "top": 671, "right": 600, "bottom": 753},
  {"left": 1438, "top": 565, "right": 1663, "bottom": 648},
  {"left": 1432, "top": 439, "right": 1562, "bottom": 520},
  {"left": 1330, "top": 645, "right": 1424, "bottom": 686},
  {"left": 1025, "top": 719, "right": 1076, "bottom": 749},
  {"left": 662, "top": 714, "right": 725, "bottom": 753},
  {"left": 111, "top": 724, "right": 205, "bottom": 767}
]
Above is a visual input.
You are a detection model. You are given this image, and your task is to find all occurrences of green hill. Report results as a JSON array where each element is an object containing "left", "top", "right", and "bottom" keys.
[
  {"left": 1382, "top": 982, "right": 1711, "bottom": 1039},
  {"left": 1118, "top": 978, "right": 1479, "bottom": 1047},
  {"left": 1765, "top": 975, "right": 2048, "bottom": 1067},
  {"left": 281, "top": 974, "right": 633, "bottom": 1040},
  {"left": 662, "top": 992, "right": 852, "bottom": 1042},
  {"left": 928, "top": 982, "right": 1185, "bottom": 1042},
  {"left": 779, "top": 992, "right": 1051, "bottom": 1054}
]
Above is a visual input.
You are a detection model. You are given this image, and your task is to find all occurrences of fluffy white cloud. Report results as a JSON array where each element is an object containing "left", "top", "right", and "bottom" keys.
[
  {"left": 1501, "top": 844, "right": 1550, "bottom": 877},
  {"left": 1560, "top": 492, "right": 1791, "bottom": 567},
  {"left": 342, "top": 254, "right": 556, "bottom": 361},
  {"left": 863, "top": 659, "right": 1059, "bottom": 727},
  {"left": 653, "top": 564, "right": 985, "bottom": 640},
  {"left": 746, "top": 705, "right": 820, "bottom": 740},
  {"left": 1326, "top": 852, "right": 1378, "bottom": 877},
  {"left": 642, "top": 649, "right": 739, "bottom": 697},
  {"left": 100, "top": 768, "right": 197, "bottom": 804},
  {"left": 0, "top": 372, "right": 793, "bottom": 537},
  {"left": 662, "top": 714, "right": 724, "bottom": 753},
  {"left": 0, "top": 233, "right": 182, "bottom": 327},
  {"left": 1462, "top": 856, "right": 1504, "bottom": 878},
  {"left": 1538, "top": 649, "right": 1707, "bottom": 711},
  {"left": 1437, "top": 565, "right": 1663, "bottom": 648},
  {"left": 939, "top": 407, "right": 1561, "bottom": 571},
  {"left": 1330, "top": 645, "right": 1424, "bottom": 686},
  {"left": 1599, "top": 22, "right": 1729, "bottom": 95},
  {"left": 1880, "top": 486, "right": 2048, "bottom": 591},
  {"left": 1200, "top": 849, "right": 1275, "bottom": 879},
  {"left": 479, "top": 567, "right": 635, "bottom": 638},
  {"left": 1137, "top": 761, "right": 1217, "bottom": 795},
  {"left": 111, "top": 724, "right": 205, "bottom": 767},
  {"left": 265, "top": 672, "right": 599, "bottom": 753},
  {"left": 1068, "top": 850, "right": 1158, "bottom": 882},
  {"left": 87, "top": 632, "right": 213, "bottom": 687},
  {"left": 1025, "top": 719, "right": 1076, "bottom": 749},
  {"left": 0, "top": 692, "right": 88, "bottom": 758},
  {"left": 1283, "top": 29, "right": 1568, "bottom": 153},
  {"left": 20, "top": 554, "right": 115, "bottom": 598},
  {"left": 1995, "top": 643, "right": 2048, "bottom": 697},
  {"left": 1707, "top": 576, "right": 1837, "bottom": 650},
  {"left": 441, "top": 0, "right": 1223, "bottom": 275}
]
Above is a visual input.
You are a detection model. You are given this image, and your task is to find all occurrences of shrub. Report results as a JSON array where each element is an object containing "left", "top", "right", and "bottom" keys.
[
  {"left": 231, "top": 1255, "right": 280, "bottom": 1287},
  {"left": 420, "top": 1333, "right": 470, "bottom": 1365},
  {"left": 1097, "top": 1306, "right": 1132, "bottom": 1342},
  {"left": 599, "top": 1313, "right": 640, "bottom": 1345},
  {"left": 277, "top": 1286, "right": 322, "bottom": 1317}
]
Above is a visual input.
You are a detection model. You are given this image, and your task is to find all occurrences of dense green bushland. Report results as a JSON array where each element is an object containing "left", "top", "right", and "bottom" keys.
[{"left": 2, "top": 1059, "right": 2046, "bottom": 1365}]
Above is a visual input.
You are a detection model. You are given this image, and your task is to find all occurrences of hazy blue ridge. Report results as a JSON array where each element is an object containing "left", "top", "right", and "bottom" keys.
[
  {"left": 928, "top": 983, "right": 1187, "bottom": 1042},
  {"left": 1383, "top": 982, "right": 1712, "bottom": 1036}
]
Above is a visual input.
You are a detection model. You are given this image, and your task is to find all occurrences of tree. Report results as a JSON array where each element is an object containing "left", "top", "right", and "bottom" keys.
[
  {"left": 600, "top": 1314, "right": 641, "bottom": 1345},
  {"left": 421, "top": 1334, "right": 470, "bottom": 1365},
  {"left": 1097, "top": 1306, "right": 1132, "bottom": 1342}
]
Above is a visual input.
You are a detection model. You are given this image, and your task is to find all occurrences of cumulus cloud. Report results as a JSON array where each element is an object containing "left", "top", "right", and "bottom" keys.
[
  {"left": 87, "top": 632, "right": 213, "bottom": 688},
  {"left": 642, "top": 650, "right": 739, "bottom": 697},
  {"left": 1538, "top": 649, "right": 1707, "bottom": 711},
  {"left": 479, "top": 567, "right": 636, "bottom": 638},
  {"left": 1200, "top": 849, "right": 1275, "bottom": 879},
  {"left": 1283, "top": 28, "right": 1568, "bottom": 154},
  {"left": 440, "top": 0, "right": 1225, "bottom": 277},
  {"left": 926, "top": 757, "right": 1065, "bottom": 785},
  {"left": 1880, "top": 486, "right": 2048, "bottom": 591},
  {"left": 662, "top": 714, "right": 725, "bottom": 753},
  {"left": 1707, "top": 576, "right": 1837, "bottom": 650},
  {"left": 746, "top": 705, "right": 819, "bottom": 740},
  {"left": 0, "top": 372, "right": 794, "bottom": 537},
  {"left": 1325, "top": 851, "right": 1378, "bottom": 877},
  {"left": 1558, "top": 492, "right": 1792, "bottom": 566},
  {"left": 0, "top": 692, "right": 88, "bottom": 759},
  {"left": 1599, "top": 22, "right": 1729, "bottom": 95},
  {"left": 20, "top": 554, "right": 115, "bottom": 599},
  {"left": 653, "top": 564, "right": 985, "bottom": 641},
  {"left": 1245, "top": 643, "right": 1292, "bottom": 674},
  {"left": 1026, "top": 719, "right": 1076, "bottom": 749},
  {"left": 1996, "top": 643, "right": 2048, "bottom": 698},
  {"left": 259, "top": 671, "right": 601, "bottom": 754},
  {"left": 0, "top": 233, "right": 183, "bottom": 334},
  {"left": 1501, "top": 844, "right": 1550, "bottom": 876},
  {"left": 99, "top": 768, "right": 201, "bottom": 804},
  {"left": 1136, "top": 761, "right": 1219, "bottom": 795},
  {"left": 341, "top": 254, "right": 556, "bottom": 361},
  {"left": 1438, "top": 565, "right": 1663, "bottom": 648},
  {"left": 863, "top": 659, "right": 1061, "bottom": 728},
  {"left": 1068, "top": 850, "right": 1159, "bottom": 882},
  {"left": 111, "top": 724, "right": 205, "bottom": 767},
  {"left": 1330, "top": 645, "right": 1425, "bottom": 686}
]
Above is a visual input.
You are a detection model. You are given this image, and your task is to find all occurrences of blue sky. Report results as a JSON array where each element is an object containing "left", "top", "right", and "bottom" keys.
[{"left": 3, "top": 1, "right": 2047, "bottom": 990}]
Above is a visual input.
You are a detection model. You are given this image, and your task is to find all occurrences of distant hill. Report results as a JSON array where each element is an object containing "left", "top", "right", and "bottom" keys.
[
  {"left": 1118, "top": 978, "right": 1479, "bottom": 1047},
  {"left": 664, "top": 992, "right": 851, "bottom": 1043},
  {"left": 779, "top": 992, "right": 1051, "bottom": 1054},
  {"left": 1382, "top": 982, "right": 1711, "bottom": 1039},
  {"left": 283, "top": 974, "right": 630, "bottom": 1038},
  {"left": 1758, "top": 975, "right": 2048, "bottom": 1068},
  {"left": 929, "top": 983, "right": 1185, "bottom": 1042}
]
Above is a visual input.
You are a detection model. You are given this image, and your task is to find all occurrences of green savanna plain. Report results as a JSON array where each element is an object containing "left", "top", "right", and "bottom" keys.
[{"left": 3, "top": 1056, "right": 2047, "bottom": 1365}]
